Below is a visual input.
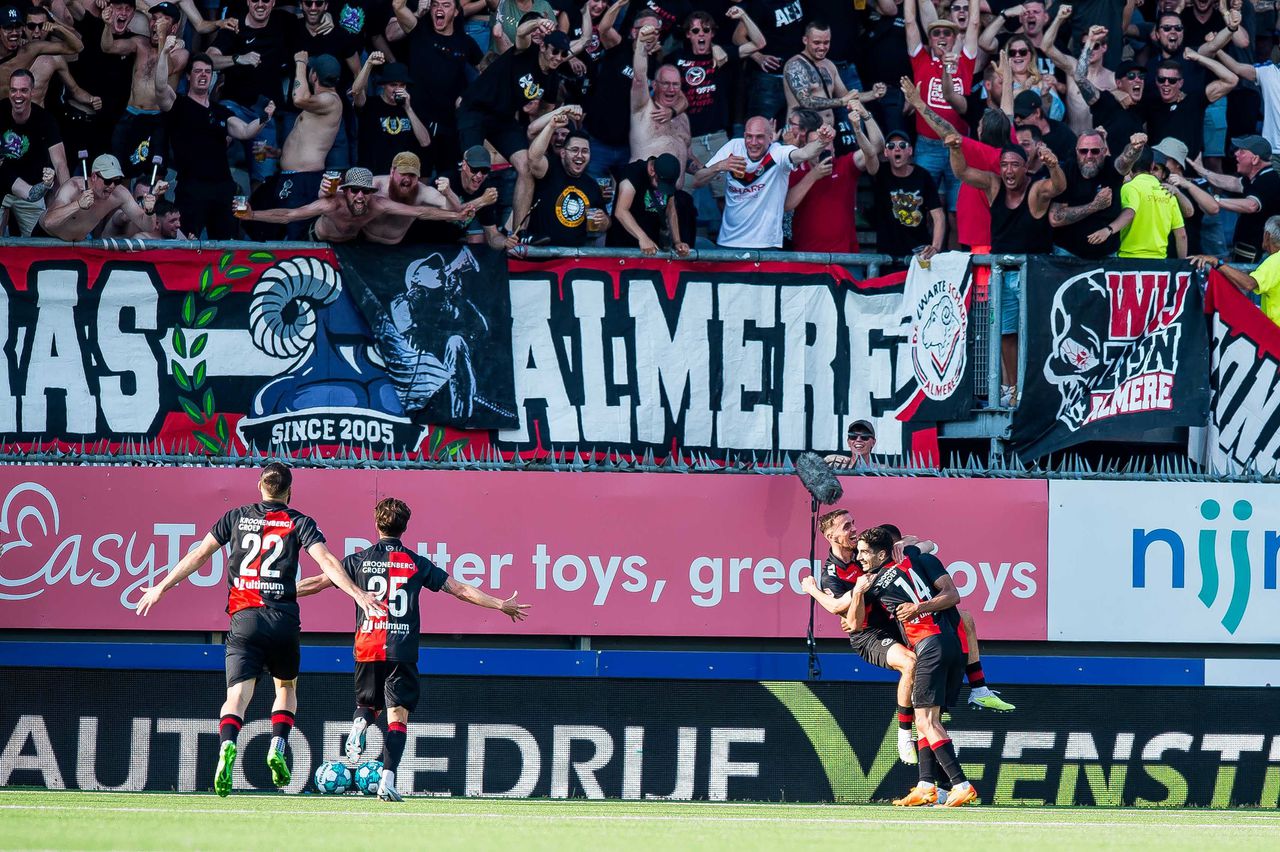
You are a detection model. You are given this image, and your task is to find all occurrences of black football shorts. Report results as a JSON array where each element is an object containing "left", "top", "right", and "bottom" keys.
[
  {"left": 910, "top": 632, "right": 964, "bottom": 710},
  {"left": 848, "top": 626, "right": 904, "bottom": 669},
  {"left": 355, "top": 660, "right": 421, "bottom": 713},
  {"left": 225, "top": 607, "right": 301, "bottom": 687}
]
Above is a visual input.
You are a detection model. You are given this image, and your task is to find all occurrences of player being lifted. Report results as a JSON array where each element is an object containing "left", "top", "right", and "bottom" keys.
[
  {"left": 852, "top": 526, "right": 978, "bottom": 807},
  {"left": 800, "top": 510, "right": 1012, "bottom": 765},
  {"left": 136, "top": 463, "right": 384, "bottom": 797},
  {"left": 298, "top": 497, "right": 531, "bottom": 801}
]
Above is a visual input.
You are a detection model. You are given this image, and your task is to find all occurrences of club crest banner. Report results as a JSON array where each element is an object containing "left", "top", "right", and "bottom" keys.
[{"left": 1011, "top": 256, "right": 1211, "bottom": 460}]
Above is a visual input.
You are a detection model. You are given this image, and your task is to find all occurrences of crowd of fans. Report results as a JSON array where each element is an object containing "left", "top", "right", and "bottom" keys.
[{"left": 2, "top": 0, "right": 1280, "bottom": 346}]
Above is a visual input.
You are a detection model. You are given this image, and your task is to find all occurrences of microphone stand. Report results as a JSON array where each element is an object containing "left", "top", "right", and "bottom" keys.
[{"left": 806, "top": 494, "right": 821, "bottom": 680}]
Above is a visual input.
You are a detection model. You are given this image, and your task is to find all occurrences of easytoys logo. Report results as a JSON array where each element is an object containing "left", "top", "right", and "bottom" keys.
[{"left": 1132, "top": 499, "right": 1280, "bottom": 634}]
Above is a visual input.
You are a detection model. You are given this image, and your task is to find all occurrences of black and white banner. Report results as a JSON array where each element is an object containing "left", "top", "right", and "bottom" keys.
[
  {"left": 1012, "top": 257, "right": 1211, "bottom": 460},
  {"left": 499, "top": 253, "right": 975, "bottom": 459},
  {"left": 1200, "top": 270, "right": 1280, "bottom": 474},
  {"left": 337, "top": 243, "right": 518, "bottom": 430}
]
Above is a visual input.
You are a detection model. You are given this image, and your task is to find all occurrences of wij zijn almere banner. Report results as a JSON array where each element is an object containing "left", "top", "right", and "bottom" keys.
[
  {"left": 0, "top": 466, "right": 1047, "bottom": 639},
  {"left": 0, "top": 246, "right": 974, "bottom": 461}
]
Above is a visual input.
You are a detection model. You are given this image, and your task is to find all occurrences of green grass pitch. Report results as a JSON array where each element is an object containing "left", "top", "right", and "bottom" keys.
[{"left": 1, "top": 789, "right": 1278, "bottom": 851}]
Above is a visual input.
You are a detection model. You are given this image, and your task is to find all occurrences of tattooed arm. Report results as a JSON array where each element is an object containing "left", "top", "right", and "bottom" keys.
[
  {"left": 783, "top": 56, "right": 849, "bottom": 110},
  {"left": 1074, "top": 41, "right": 1100, "bottom": 106}
]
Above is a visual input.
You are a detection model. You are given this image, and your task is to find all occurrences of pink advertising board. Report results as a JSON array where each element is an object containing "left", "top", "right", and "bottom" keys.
[{"left": 0, "top": 468, "right": 1048, "bottom": 639}]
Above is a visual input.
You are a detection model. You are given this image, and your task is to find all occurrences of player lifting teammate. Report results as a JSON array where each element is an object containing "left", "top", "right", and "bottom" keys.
[
  {"left": 801, "top": 510, "right": 1013, "bottom": 762},
  {"left": 851, "top": 526, "right": 978, "bottom": 807},
  {"left": 298, "top": 496, "right": 531, "bottom": 801},
  {"left": 136, "top": 463, "right": 384, "bottom": 797}
]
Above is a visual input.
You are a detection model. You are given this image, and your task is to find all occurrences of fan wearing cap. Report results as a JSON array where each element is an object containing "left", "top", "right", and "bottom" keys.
[
  {"left": 35, "top": 153, "right": 162, "bottom": 240},
  {"left": 903, "top": 0, "right": 981, "bottom": 222},
  {"left": 1012, "top": 89, "right": 1076, "bottom": 165},
  {"left": 238, "top": 165, "right": 475, "bottom": 242},
  {"left": 367, "top": 151, "right": 498, "bottom": 245},
  {"left": 457, "top": 20, "right": 568, "bottom": 238},
  {"left": 606, "top": 152, "right": 693, "bottom": 255},
  {"left": 1189, "top": 135, "right": 1280, "bottom": 263},
  {"left": 425, "top": 145, "right": 506, "bottom": 249},
  {"left": 520, "top": 104, "right": 607, "bottom": 246},
  {"left": 824, "top": 420, "right": 877, "bottom": 469},
  {"left": 99, "top": 2, "right": 188, "bottom": 179},
  {"left": 1082, "top": 58, "right": 1147, "bottom": 150},
  {"left": 0, "top": 4, "right": 80, "bottom": 101},
  {"left": 351, "top": 52, "right": 431, "bottom": 175},
  {"left": 1191, "top": 216, "right": 1280, "bottom": 327}
]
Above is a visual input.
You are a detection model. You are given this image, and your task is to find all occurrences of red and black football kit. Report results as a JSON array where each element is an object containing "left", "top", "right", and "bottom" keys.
[
  {"left": 820, "top": 551, "right": 903, "bottom": 669},
  {"left": 864, "top": 556, "right": 965, "bottom": 710},
  {"left": 210, "top": 501, "right": 325, "bottom": 687},
  {"left": 343, "top": 537, "right": 449, "bottom": 712}
]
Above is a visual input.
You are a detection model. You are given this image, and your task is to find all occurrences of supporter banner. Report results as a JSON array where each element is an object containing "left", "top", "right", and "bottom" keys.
[
  {"left": 1012, "top": 257, "right": 1211, "bottom": 460},
  {"left": 336, "top": 243, "right": 517, "bottom": 429},
  {"left": 0, "top": 245, "right": 473, "bottom": 457},
  {"left": 501, "top": 252, "right": 976, "bottom": 460},
  {"left": 1048, "top": 481, "right": 1280, "bottom": 642},
  {"left": 2, "top": 669, "right": 1277, "bottom": 806},
  {"left": 1201, "top": 270, "right": 1280, "bottom": 474},
  {"left": 0, "top": 467, "right": 1047, "bottom": 639}
]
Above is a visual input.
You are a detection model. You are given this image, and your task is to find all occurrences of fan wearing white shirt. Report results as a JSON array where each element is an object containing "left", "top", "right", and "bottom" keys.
[{"left": 692, "top": 115, "right": 833, "bottom": 249}]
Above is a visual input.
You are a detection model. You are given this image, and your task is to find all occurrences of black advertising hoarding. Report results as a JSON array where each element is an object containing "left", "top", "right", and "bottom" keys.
[
  {"left": 1, "top": 669, "right": 1276, "bottom": 807},
  {"left": 1012, "top": 256, "right": 1211, "bottom": 460}
]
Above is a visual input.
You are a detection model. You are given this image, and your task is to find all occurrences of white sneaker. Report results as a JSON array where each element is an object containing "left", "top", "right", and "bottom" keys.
[
  {"left": 377, "top": 771, "right": 403, "bottom": 803},
  {"left": 344, "top": 718, "right": 368, "bottom": 763},
  {"left": 897, "top": 727, "right": 918, "bottom": 765}
]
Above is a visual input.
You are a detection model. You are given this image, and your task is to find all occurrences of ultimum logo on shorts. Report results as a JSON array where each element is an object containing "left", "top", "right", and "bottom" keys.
[{"left": 1133, "top": 499, "right": 1280, "bottom": 635}]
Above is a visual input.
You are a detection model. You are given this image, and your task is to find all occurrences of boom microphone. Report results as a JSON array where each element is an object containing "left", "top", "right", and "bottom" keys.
[{"left": 796, "top": 452, "right": 843, "bottom": 505}]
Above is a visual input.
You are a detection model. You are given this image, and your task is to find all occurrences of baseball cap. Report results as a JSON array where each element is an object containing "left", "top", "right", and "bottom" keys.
[
  {"left": 886, "top": 128, "right": 912, "bottom": 144},
  {"left": 1115, "top": 59, "right": 1142, "bottom": 77},
  {"left": 652, "top": 153, "right": 679, "bottom": 196},
  {"left": 847, "top": 420, "right": 875, "bottom": 438},
  {"left": 1151, "top": 137, "right": 1188, "bottom": 169},
  {"left": 376, "top": 62, "right": 410, "bottom": 85},
  {"left": 150, "top": 2, "right": 181, "bottom": 22},
  {"left": 307, "top": 54, "right": 341, "bottom": 87},
  {"left": 1013, "top": 89, "right": 1042, "bottom": 118},
  {"left": 544, "top": 30, "right": 572, "bottom": 52},
  {"left": 339, "top": 166, "right": 376, "bottom": 191},
  {"left": 463, "top": 145, "right": 492, "bottom": 170},
  {"left": 0, "top": 7, "right": 20, "bottom": 27},
  {"left": 1232, "top": 134, "right": 1273, "bottom": 160},
  {"left": 92, "top": 153, "right": 124, "bottom": 179},
  {"left": 391, "top": 151, "right": 421, "bottom": 176}
]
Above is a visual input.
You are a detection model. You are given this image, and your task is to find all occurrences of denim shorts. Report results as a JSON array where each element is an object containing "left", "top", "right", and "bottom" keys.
[{"left": 1001, "top": 268, "right": 1021, "bottom": 335}]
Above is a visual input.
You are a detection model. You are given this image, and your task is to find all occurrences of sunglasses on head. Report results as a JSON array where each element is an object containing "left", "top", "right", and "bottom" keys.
[
  {"left": 1009, "top": 48, "right": 1030, "bottom": 57},
  {"left": 886, "top": 140, "right": 910, "bottom": 150},
  {"left": 1159, "top": 24, "right": 1183, "bottom": 32},
  {"left": 1077, "top": 147, "right": 1103, "bottom": 156},
  {"left": 1157, "top": 75, "right": 1181, "bottom": 84}
]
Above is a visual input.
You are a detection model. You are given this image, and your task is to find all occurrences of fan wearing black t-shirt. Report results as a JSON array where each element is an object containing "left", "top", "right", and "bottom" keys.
[
  {"left": 607, "top": 154, "right": 694, "bottom": 255},
  {"left": 523, "top": 109, "right": 608, "bottom": 244},
  {"left": 299, "top": 497, "right": 530, "bottom": 801},
  {"left": 155, "top": 51, "right": 275, "bottom": 239},
  {"left": 136, "top": 463, "right": 384, "bottom": 798},
  {"left": 352, "top": 56, "right": 431, "bottom": 175}
]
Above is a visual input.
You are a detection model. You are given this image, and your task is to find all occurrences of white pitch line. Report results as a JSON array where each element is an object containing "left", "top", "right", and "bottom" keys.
[{"left": 0, "top": 804, "right": 1274, "bottom": 830}]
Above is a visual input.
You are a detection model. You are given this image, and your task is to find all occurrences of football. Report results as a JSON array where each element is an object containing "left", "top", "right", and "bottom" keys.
[
  {"left": 354, "top": 760, "right": 383, "bottom": 795},
  {"left": 314, "top": 760, "right": 354, "bottom": 794}
]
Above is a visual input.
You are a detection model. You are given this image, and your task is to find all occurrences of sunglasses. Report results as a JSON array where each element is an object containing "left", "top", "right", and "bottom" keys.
[
  {"left": 688, "top": 26, "right": 712, "bottom": 34},
  {"left": 849, "top": 433, "right": 874, "bottom": 441},
  {"left": 1009, "top": 48, "right": 1031, "bottom": 57},
  {"left": 1122, "top": 70, "right": 1143, "bottom": 80},
  {"left": 98, "top": 176, "right": 122, "bottom": 187},
  {"left": 1157, "top": 76, "right": 1181, "bottom": 84},
  {"left": 346, "top": 187, "right": 371, "bottom": 195},
  {"left": 302, "top": 0, "right": 326, "bottom": 6},
  {"left": 1076, "top": 147, "right": 1103, "bottom": 155},
  {"left": 885, "top": 141, "right": 910, "bottom": 150},
  {"left": 470, "top": 167, "right": 491, "bottom": 177},
  {"left": 24, "top": 21, "right": 43, "bottom": 28},
  {"left": 547, "top": 47, "right": 568, "bottom": 57},
  {"left": 1159, "top": 24, "right": 1183, "bottom": 32}
]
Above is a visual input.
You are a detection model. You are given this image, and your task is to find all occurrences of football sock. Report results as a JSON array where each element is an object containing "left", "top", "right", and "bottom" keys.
[
  {"left": 916, "top": 738, "right": 936, "bottom": 786},
  {"left": 355, "top": 705, "right": 377, "bottom": 725},
  {"left": 219, "top": 714, "right": 242, "bottom": 745},
  {"left": 932, "top": 738, "right": 967, "bottom": 786},
  {"left": 966, "top": 662, "right": 986, "bottom": 689},
  {"left": 384, "top": 722, "right": 407, "bottom": 773},
  {"left": 271, "top": 709, "right": 295, "bottom": 754},
  {"left": 896, "top": 705, "right": 914, "bottom": 731}
]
